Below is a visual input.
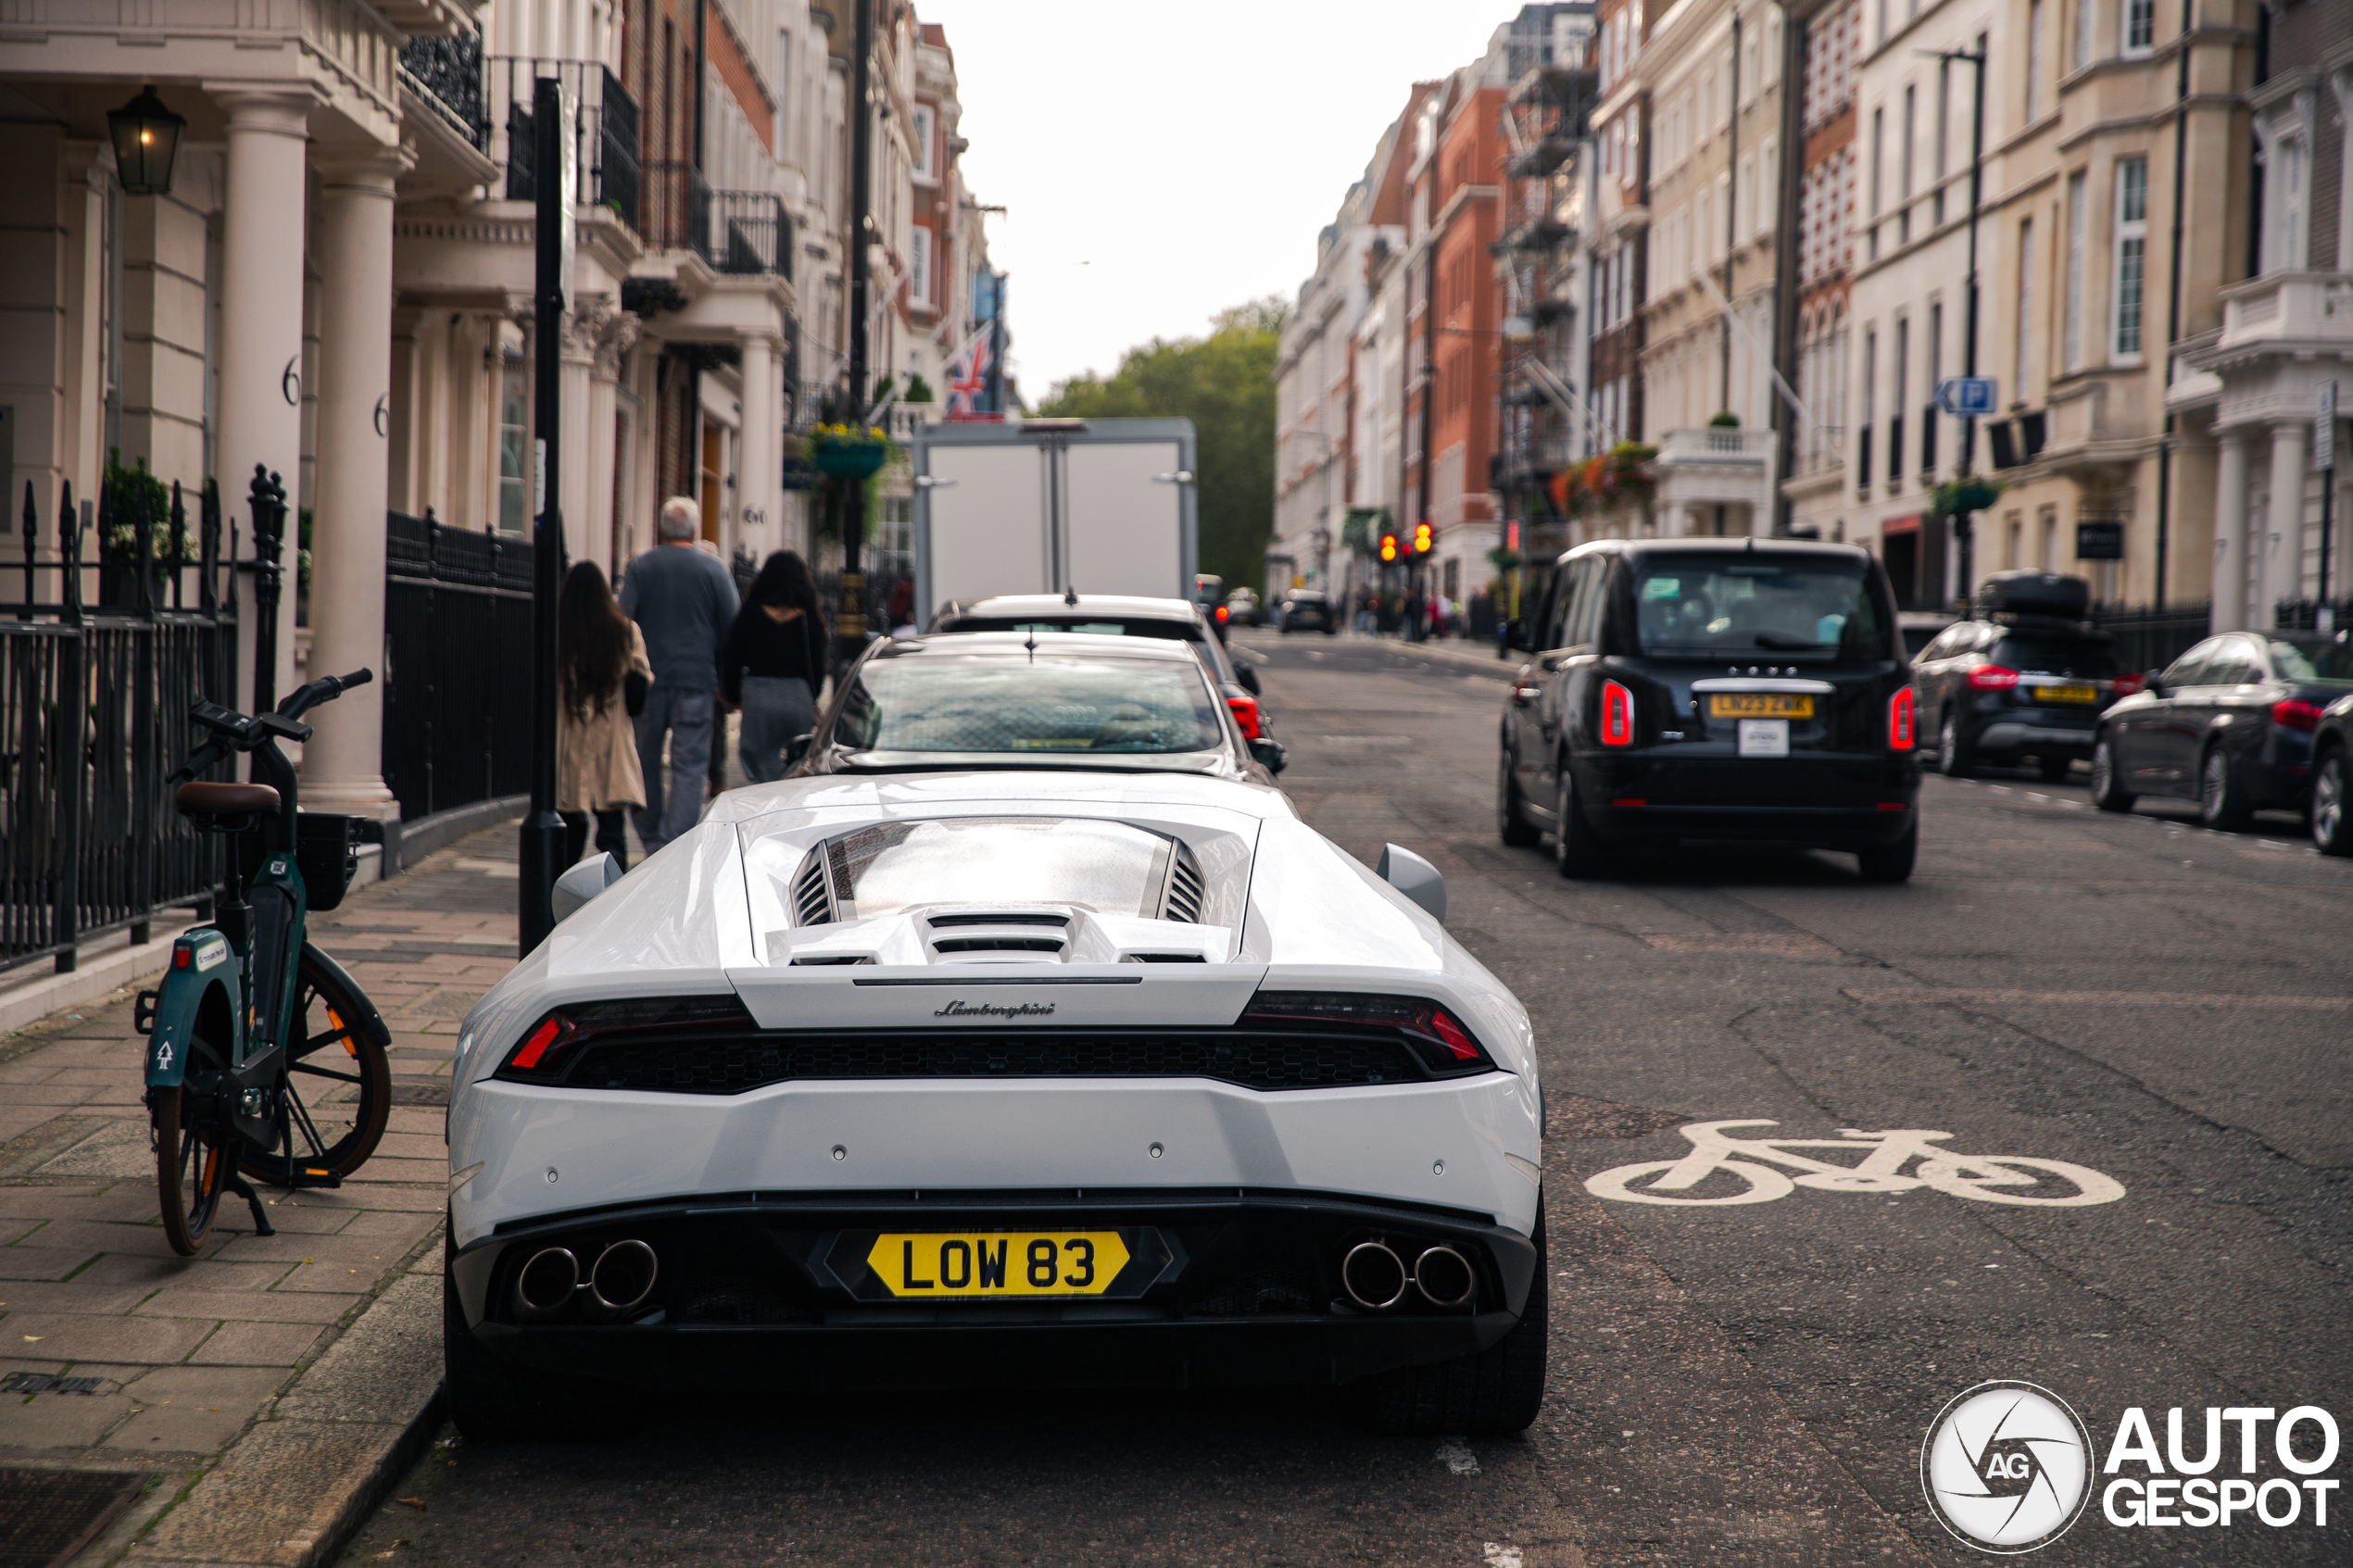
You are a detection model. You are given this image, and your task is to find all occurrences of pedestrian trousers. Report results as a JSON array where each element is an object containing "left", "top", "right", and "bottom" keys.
[
  {"left": 737, "top": 675, "right": 818, "bottom": 784},
  {"left": 561, "top": 809, "right": 629, "bottom": 870},
  {"left": 632, "top": 684, "right": 715, "bottom": 855}
]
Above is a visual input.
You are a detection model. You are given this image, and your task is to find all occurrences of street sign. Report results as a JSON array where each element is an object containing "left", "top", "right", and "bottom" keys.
[
  {"left": 1936, "top": 377, "right": 1999, "bottom": 419},
  {"left": 2076, "top": 521, "right": 2124, "bottom": 560},
  {"left": 2316, "top": 379, "right": 2336, "bottom": 472}
]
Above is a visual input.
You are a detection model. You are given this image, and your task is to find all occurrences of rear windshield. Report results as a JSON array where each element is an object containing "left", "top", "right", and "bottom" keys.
[
  {"left": 1629, "top": 555, "right": 1888, "bottom": 659},
  {"left": 821, "top": 817, "right": 1173, "bottom": 917},
  {"left": 1991, "top": 633, "right": 2120, "bottom": 678},
  {"left": 943, "top": 617, "right": 1201, "bottom": 645},
  {"left": 834, "top": 659, "right": 1225, "bottom": 755},
  {"left": 2271, "top": 640, "right": 2353, "bottom": 684}
]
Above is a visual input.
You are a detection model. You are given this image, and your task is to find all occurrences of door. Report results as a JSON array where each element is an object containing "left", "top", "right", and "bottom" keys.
[
  {"left": 2184, "top": 637, "right": 2264, "bottom": 790},
  {"left": 1535, "top": 559, "right": 1606, "bottom": 813},
  {"left": 921, "top": 442, "right": 1050, "bottom": 615},
  {"left": 2132, "top": 638, "right": 2220, "bottom": 792},
  {"left": 1063, "top": 439, "right": 1185, "bottom": 598}
]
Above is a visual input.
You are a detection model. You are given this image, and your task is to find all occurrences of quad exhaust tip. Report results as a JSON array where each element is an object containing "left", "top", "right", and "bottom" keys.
[
  {"left": 1340, "top": 1241, "right": 1409, "bottom": 1311},
  {"left": 512, "top": 1247, "right": 578, "bottom": 1321},
  {"left": 590, "top": 1239, "right": 659, "bottom": 1313},
  {"left": 1413, "top": 1245, "right": 1477, "bottom": 1309}
]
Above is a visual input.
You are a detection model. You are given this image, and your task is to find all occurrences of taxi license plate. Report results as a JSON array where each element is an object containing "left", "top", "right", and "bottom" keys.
[
  {"left": 862, "top": 1230, "right": 1134, "bottom": 1298},
  {"left": 2033, "top": 684, "right": 2099, "bottom": 704},
  {"left": 1708, "top": 693, "right": 1814, "bottom": 720}
]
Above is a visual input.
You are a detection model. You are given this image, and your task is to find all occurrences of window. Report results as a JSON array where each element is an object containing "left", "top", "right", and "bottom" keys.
[
  {"left": 2015, "top": 217, "right": 2034, "bottom": 399},
  {"left": 2111, "top": 157, "right": 2147, "bottom": 360},
  {"left": 2064, "top": 169, "right": 2087, "bottom": 370},
  {"left": 497, "top": 363, "right": 529, "bottom": 534},
  {"left": 2121, "top": 0, "right": 2154, "bottom": 56},
  {"left": 2026, "top": 0, "right": 2045, "bottom": 121},
  {"left": 910, "top": 225, "right": 932, "bottom": 307},
  {"left": 775, "top": 30, "right": 792, "bottom": 157},
  {"left": 1900, "top": 85, "right": 1916, "bottom": 245},
  {"left": 911, "top": 104, "right": 935, "bottom": 181},
  {"left": 2072, "top": 0, "right": 2092, "bottom": 69},
  {"left": 2259, "top": 120, "right": 2309, "bottom": 274},
  {"left": 1869, "top": 105, "right": 1884, "bottom": 260}
]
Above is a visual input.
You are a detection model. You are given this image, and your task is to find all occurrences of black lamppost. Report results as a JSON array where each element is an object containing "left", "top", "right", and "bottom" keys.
[
  {"left": 836, "top": 0, "right": 875, "bottom": 674},
  {"left": 1932, "top": 41, "right": 1988, "bottom": 608},
  {"left": 520, "top": 75, "right": 570, "bottom": 951},
  {"left": 107, "top": 85, "right": 185, "bottom": 196}
]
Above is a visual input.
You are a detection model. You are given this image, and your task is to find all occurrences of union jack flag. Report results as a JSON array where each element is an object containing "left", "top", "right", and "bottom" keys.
[{"left": 944, "top": 321, "right": 995, "bottom": 418}]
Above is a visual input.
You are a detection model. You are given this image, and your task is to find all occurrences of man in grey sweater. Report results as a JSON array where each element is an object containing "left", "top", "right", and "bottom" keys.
[{"left": 619, "top": 496, "right": 742, "bottom": 853}]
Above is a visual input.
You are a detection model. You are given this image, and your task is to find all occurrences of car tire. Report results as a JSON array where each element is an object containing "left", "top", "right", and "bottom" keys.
[
  {"left": 1554, "top": 770, "right": 1606, "bottom": 879},
  {"left": 2199, "top": 744, "right": 2252, "bottom": 832},
  {"left": 2037, "top": 756, "right": 2072, "bottom": 783},
  {"left": 2313, "top": 747, "right": 2352, "bottom": 857},
  {"left": 1937, "top": 710, "right": 1976, "bottom": 778},
  {"left": 2090, "top": 735, "right": 2135, "bottom": 812},
  {"left": 1347, "top": 1197, "right": 1548, "bottom": 1436},
  {"left": 1856, "top": 821, "right": 1918, "bottom": 884},
  {"left": 1497, "top": 753, "right": 1541, "bottom": 847},
  {"left": 444, "top": 1238, "right": 647, "bottom": 1444}
]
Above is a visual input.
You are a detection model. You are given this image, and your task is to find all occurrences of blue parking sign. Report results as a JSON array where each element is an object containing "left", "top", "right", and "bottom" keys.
[{"left": 1936, "top": 377, "right": 1998, "bottom": 418}]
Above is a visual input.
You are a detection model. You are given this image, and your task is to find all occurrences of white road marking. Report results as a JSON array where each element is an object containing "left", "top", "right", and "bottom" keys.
[
  {"left": 1437, "top": 1436, "right": 1480, "bottom": 1474},
  {"left": 1586, "top": 1121, "right": 2125, "bottom": 1207},
  {"left": 1483, "top": 1544, "right": 1523, "bottom": 1568}
]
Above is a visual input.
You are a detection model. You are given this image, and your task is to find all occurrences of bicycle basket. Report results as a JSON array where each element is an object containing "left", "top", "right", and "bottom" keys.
[{"left": 294, "top": 815, "right": 363, "bottom": 912}]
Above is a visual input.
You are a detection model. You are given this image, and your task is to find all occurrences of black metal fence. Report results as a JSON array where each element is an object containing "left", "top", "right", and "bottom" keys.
[
  {"left": 2, "top": 474, "right": 241, "bottom": 976},
  {"left": 2089, "top": 604, "right": 2210, "bottom": 675},
  {"left": 381, "top": 511, "right": 535, "bottom": 821}
]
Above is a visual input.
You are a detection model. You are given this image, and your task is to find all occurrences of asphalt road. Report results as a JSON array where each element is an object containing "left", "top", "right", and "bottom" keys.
[{"left": 344, "top": 630, "right": 2351, "bottom": 1568}]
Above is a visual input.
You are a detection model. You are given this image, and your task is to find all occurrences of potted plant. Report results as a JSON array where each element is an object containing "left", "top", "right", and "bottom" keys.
[{"left": 807, "top": 421, "right": 888, "bottom": 479}]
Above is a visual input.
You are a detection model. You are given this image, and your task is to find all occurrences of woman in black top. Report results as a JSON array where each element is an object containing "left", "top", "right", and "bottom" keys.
[{"left": 724, "top": 550, "right": 828, "bottom": 783}]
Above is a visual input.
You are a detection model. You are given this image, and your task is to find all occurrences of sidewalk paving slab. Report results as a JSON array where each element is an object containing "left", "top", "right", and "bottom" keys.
[{"left": 0, "top": 819, "right": 524, "bottom": 1568}]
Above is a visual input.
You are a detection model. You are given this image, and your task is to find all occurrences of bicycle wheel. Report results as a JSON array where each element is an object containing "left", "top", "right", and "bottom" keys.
[
  {"left": 155, "top": 1073, "right": 233, "bottom": 1256},
  {"left": 1914, "top": 1156, "right": 2126, "bottom": 1207},
  {"left": 1583, "top": 1157, "right": 1795, "bottom": 1205},
  {"left": 238, "top": 945, "right": 392, "bottom": 1183}
]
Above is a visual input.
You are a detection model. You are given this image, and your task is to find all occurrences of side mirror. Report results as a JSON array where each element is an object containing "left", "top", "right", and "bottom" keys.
[
  {"left": 786, "top": 732, "right": 814, "bottom": 764},
  {"left": 1376, "top": 843, "right": 1445, "bottom": 924},
  {"left": 1234, "top": 661, "right": 1262, "bottom": 696},
  {"left": 550, "top": 851, "right": 623, "bottom": 924},
  {"left": 1248, "top": 737, "right": 1287, "bottom": 774},
  {"left": 1506, "top": 618, "right": 1533, "bottom": 654},
  {"left": 2143, "top": 669, "right": 2165, "bottom": 697}
]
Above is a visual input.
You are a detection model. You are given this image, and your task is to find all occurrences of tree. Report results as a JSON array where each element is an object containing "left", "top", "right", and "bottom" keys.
[{"left": 1038, "top": 297, "right": 1285, "bottom": 591}]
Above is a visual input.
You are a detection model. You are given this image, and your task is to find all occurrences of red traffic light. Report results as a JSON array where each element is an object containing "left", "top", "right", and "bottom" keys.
[{"left": 1378, "top": 533, "right": 1398, "bottom": 562}]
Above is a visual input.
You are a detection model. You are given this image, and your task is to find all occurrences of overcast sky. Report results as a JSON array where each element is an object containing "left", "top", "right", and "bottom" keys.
[{"left": 912, "top": 1, "right": 1512, "bottom": 402}]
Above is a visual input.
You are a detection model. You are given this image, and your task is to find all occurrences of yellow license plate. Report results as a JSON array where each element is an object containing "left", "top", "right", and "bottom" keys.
[
  {"left": 2034, "top": 684, "right": 2098, "bottom": 704},
  {"left": 1708, "top": 694, "right": 1815, "bottom": 720},
  {"left": 865, "top": 1231, "right": 1131, "bottom": 1298}
]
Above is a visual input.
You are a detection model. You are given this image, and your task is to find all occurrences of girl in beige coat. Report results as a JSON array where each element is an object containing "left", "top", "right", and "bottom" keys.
[{"left": 558, "top": 560, "right": 652, "bottom": 867}]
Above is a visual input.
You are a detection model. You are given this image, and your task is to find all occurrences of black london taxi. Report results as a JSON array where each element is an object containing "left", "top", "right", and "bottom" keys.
[{"left": 1497, "top": 539, "right": 1921, "bottom": 881}]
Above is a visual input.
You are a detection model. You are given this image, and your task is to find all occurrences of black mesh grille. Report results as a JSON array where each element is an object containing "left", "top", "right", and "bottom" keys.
[
  {"left": 556, "top": 1029, "right": 1428, "bottom": 1094},
  {"left": 1163, "top": 852, "right": 1205, "bottom": 922},
  {"left": 791, "top": 853, "right": 833, "bottom": 925}
]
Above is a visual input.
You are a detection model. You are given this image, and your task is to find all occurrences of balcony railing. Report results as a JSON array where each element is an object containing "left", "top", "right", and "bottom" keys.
[
  {"left": 398, "top": 29, "right": 489, "bottom": 150},
  {"left": 491, "top": 57, "right": 640, "bottom": 230},
  {"left": 2215, "top": 270, "right": 2353, "bottom": 352},
  {"left": 1655, "top": 427, "right": 1775, "bottom": 463},
  {"left": 644, "top": 163, "right": 790, "bottom": 278}
]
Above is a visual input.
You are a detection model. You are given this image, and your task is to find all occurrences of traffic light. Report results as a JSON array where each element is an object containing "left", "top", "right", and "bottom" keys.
[
  {"left": 1412, "top": 522, "right": 1433, "bottom": 555},
  {"left": 1378, "top": 533, "right": 1398, "bottom": 562}
]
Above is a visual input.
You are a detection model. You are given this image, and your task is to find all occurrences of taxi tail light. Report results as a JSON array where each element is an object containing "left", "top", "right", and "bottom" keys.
[
  {"left": 1600, "top": 680, "right": 1635, "bottom": 746},
  {"left": 496, "top": 996, "right": 753, "bottom": 1084},
  {"left": 1967, "top": 664, "right": 2021, "bottom": 691},
  {"left": 1887, "top": 686, "right": 1917, "bottom": 749},
  {"left": 2110, "top": 671, "right": 2145, "bottom": 696},
  {"left": 1226, "top": 693, "right": 1263, "bottom": 740},
  {"left": 2271, "top": 698, "right": 2322, "bottom": 733},
  {"left": 1239, "top": 991, "right": 1496, "bottom": 1075}
]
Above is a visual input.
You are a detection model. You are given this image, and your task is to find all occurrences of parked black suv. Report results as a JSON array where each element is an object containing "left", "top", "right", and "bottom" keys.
[
  {"left": 1498, "top": 539, "right": 1921, "bottom": 882},
  {"left": 1910, "top": 574, "right": 2128, "bottom": 780}
]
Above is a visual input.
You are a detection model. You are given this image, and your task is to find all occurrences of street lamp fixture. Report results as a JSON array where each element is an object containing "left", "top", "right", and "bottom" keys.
[{"left": 107, "top": 84, "right": 185, "bottom": 197}]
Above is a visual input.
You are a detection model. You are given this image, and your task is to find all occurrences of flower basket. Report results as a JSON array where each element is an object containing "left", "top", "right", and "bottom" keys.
[{"left": 808, "top": 423, "right": 888, "bottom": 478}]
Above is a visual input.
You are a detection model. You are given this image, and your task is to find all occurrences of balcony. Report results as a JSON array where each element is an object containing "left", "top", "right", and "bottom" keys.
[
  {"left": 492, "top": 58, "right": 641, "bottom": 233},
  {"left": 397, "top": 29, "right": 488, "bottom": 150},
  {"left": 2211, "top": 270, "right": 2353, "bottom": 356},
  {"left": 644, "top": 163, "right": 791, "bottom": 278},
  {"left": 1652, "top": 426, "right": 1774, "bottom": 516}
]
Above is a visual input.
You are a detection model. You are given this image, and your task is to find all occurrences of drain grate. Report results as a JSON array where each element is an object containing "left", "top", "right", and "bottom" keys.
[
  {"left": 0, "top": 1375, "right": 101, "bottom": 1396},
  {"left": 0, "top": 1469, "right": 147, "bottom": 1568}
]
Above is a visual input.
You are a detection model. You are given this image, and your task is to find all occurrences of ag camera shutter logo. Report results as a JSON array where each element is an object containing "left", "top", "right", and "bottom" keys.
[{"left": 1921, "top": 1381, "right": 2095, "bottom": 1552}]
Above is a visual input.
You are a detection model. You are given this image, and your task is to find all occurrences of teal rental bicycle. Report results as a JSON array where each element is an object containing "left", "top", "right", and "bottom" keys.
[{"left": 140, "top": 671, "right": 395, "bottom": 1256}]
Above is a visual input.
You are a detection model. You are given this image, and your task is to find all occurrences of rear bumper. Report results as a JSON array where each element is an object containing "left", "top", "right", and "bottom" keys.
[
  {"left": 1974, "top": 720, "right": 2096, "bottom": 755},
  {"left": 1575, "top": 752, "right": 1919, "bottom": 847},
  {"left": 451, "top": 1188, "right": 1539, "bottom": 1391}
]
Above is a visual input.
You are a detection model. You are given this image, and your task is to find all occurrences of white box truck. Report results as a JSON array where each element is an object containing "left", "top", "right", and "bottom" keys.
[{"left": 910, "top": 418, "right": 1198, "bottom": 625}]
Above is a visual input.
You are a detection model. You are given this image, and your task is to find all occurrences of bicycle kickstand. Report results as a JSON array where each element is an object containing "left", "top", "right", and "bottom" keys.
[{"left": 225, "top": 1171, "right": 276, "bottom": 1237}]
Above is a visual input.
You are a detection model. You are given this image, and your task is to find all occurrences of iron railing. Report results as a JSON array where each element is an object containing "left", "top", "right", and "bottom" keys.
[
  {"left": 381, "top": 510, "right": 536, "bottom": 821},
  {"left": 1, "top": 473, "right": 243, "bottom": 976},
  {"left": 398, "top": 28, "right": 490, "bottom": 150},
  {"left": 493, "top": 57, "right": 641, "bottom": 228},
  {"left": 2090, "top": 603, "right": 2212, "bottom": 675},
  {"left": 2273, "top": 598, "right": 2352, "bottom": 633},
  {"left": 643, "top": 163, "right": 790, "bottom": 276}
]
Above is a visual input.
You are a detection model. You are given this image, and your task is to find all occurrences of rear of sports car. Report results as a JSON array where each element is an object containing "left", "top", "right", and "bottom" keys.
[{"left": 443, "top": 778, "right": 1545, "bottom": 1436}]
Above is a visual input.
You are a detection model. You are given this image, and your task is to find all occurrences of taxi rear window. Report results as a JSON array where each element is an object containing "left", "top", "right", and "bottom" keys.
[{"left": 1629, "top": 555, "right": 1890, "bottom": 660}]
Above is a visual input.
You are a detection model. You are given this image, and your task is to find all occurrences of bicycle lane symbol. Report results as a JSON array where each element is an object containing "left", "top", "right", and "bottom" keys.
[{"left": 1585, "top": 1122, "right": 2127, "bottom": 1207}]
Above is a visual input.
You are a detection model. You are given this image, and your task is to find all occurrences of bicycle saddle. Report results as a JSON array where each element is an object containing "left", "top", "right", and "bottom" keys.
[{"left": 175, "top": 781, "right": 280, "bottom": 827}]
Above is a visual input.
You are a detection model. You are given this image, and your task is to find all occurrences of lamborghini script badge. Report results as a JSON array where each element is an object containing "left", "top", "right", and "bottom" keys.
[{"left": 933, "top": 1000, "right": 1056, "bottom": 1020}]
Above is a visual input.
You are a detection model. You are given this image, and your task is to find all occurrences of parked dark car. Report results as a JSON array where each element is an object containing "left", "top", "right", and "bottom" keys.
[
  {"left": 1277, "top": 590, "right": 1338, "bottom": 634},
  {"left": 2308, "top": 692, "right": 2353, "bottom": 855},
  {"left": 1910, "top": 608, "right": 2130, "bottom": 780},
  {"left": 1498, "top": 539, "right": 1921, "bottom": 882},
  {"left": 2090, "top": 630, "right": 2353, "bottom": 829}
]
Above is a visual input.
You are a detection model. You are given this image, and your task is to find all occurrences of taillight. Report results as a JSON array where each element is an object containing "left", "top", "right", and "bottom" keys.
[
  {"left": 1600, "top": 680, "right": 1635, "bottom": 746},
  {"left": 1215, "top": 605, "right": 1228, "bottom": 621},
  {"left": 1226, "top": 693, "right": 1262, "bottom": 740},
  {"left": 2110, "top": 671, "right": 2145, "bottom": 696},
  {"left": 1508, "top": 678, "right": 1541, "bottom": 707},
  {"left": 496, "top": 996, "right": 752, "bottom": 1085},
  {"left": 1968, "top": 664, "right": 2020, "bottom": 691},
  {"left": 2271, "top": 698, "right": 2322, "bottom": 733},
  {"left": 1239, "top": 991, "right": 1496, "bottom": 1076},
  {"left": 1888, "top": 685, "right": 1917, "bottom": 749}
]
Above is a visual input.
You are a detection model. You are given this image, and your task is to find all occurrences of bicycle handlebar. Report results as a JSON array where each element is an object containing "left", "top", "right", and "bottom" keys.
[
  {"left": 278, "top": 668, "right": 372, "bottom": 721},
  {"left": 184, "top": 669, "right": 371, "bottom": 755}
]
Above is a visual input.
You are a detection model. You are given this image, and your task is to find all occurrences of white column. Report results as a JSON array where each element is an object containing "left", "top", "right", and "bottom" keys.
[
  {"left": 302, "top": 146, "right": 405, "bottom": 815},
  {"left": 738, "top": 332, "right": 779, "bottom": 562},
  {"left": 560, "top": 304, "right": 596, "bottom": 564},
  {"left": 2263, "top": 419, "right": 2308, "bottom": 627},
  {"left": 2211, "top": 430, "right": 2248, "bottom": 633},
  {"left": 585, "top": 307, "right": 637, "bottom": 574},
  {"left": 210, "top": 86, "right": 315, "bottom": 712}
]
